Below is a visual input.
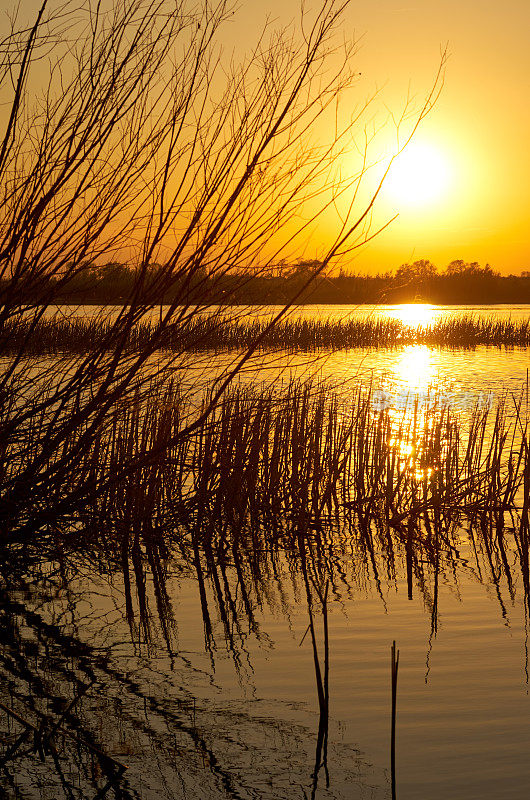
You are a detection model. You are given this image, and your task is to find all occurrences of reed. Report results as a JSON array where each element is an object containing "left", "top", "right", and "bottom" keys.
[
  {"left": 3, "top": 368, "right": 530, "bottom": 650},
  {"left": 2, "top": 375, "right": 530, "bottom": 799},
  {"left": 5, "top": 376, "right": 527, "bottom": 538},
  {"left": 3, "top": 388, "right": 523, "bottom": 599},
  {"left": 4, "top": 313, "right": 530, "bottom": 355},
  {"left": 391, "top": 641, "right": 399, "bottom": 800}
]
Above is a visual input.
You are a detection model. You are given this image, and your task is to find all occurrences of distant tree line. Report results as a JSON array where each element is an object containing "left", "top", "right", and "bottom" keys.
[{"left": 12, "top": 258, "right": 530, "bottom": 305}]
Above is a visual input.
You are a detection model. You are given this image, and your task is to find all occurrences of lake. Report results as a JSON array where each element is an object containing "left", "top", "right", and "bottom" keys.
[
  {"left": 46, "top": 302, "right": 530, "bottom": 402},
  {"left": 2, "top": 303, "right": 530, "bottom": 799}
]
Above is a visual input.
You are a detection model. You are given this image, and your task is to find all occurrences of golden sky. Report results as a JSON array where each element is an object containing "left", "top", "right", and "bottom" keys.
[
  {"left": 13, "top": 0, "right": 530, "bottom": 275},
  {"left": 226, "top": 0, "right": 530, "bottom": 275}
]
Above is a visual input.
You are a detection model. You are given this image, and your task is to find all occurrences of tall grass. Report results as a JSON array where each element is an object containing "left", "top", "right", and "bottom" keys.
[
  {"left": 5, "top": 313, "right": 530, "bottom": 355},
  {"left": 5, "top": 376, "right": 527, "bottom": 534},
  {"left": 2, "top": 370, "right": 529, "bottom": 649}
]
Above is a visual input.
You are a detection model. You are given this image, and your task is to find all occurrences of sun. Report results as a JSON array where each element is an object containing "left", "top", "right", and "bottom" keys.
[{"left": 384, "top": 141, "right": 451, "bottom": 207}]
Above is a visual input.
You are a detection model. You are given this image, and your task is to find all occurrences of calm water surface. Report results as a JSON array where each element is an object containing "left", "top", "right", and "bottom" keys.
[
  {"left": 7, "top": 538, "right": 529, "bottom": 799},
  {"left": 4, "top": 303, "right": 530, "bottom": 799}
]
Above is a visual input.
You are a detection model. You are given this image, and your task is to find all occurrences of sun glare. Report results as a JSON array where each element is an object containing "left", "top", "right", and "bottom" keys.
[
  {"left": 386, "top": 303, "right": 438, "bottom": 328},
  {"left": 384, "top": 142, "right": 451, "bottom": 207},
  {"left": 395, "top": 345, "right": 435, "bottom": 392}
]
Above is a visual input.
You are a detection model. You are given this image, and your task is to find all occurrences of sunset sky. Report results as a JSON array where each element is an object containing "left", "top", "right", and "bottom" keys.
[
  {"left": 228, "top": 0, "right": 530, "bottom": 275},
  {"left": 13, "top": 0, "right": 530, "bottom": 275}
]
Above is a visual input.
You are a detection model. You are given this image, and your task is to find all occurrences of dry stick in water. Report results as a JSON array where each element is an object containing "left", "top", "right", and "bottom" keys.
[{"left": 391, "top": 640, "right": 400, "bottom": 800}]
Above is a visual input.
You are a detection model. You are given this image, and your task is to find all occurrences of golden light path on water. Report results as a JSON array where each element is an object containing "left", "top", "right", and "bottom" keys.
[
  {"left": 393, "top": 345, "right": 435, "bottom": 392},
  {"left": 383, "top": 302, "right": 440, "bottom": 328},
  {"left": 382, "top": 348, "right": 439, "bottom": 474},
  {"left": 375, "top": 305, "right": 445, "bottom": 475},
  {"left": 376, "top": 304, "right": 440, "bottom": 393}
]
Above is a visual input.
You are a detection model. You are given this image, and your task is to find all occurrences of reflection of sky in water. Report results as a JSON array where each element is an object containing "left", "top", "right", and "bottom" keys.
[
  {"left": 239, "top": 345, "right": 528, "bottom": 408},
  {"left": 267, "top": 302, "right": 530, "bottom": 324},
  {"left": 170, "top": 343, "right": 528, "bottom": 418}
]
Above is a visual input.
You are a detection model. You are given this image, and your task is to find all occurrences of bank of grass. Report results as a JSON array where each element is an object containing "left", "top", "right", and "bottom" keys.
[{"left": 5, "top": 313, "right": 530, "bottom": 355}]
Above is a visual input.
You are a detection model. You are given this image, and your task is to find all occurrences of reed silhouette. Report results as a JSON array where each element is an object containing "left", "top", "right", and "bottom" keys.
[{"left": 4, "top": 313, "right": 530, "bottom": 356}]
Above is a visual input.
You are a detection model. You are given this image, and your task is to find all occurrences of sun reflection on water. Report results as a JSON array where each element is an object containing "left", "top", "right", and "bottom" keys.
[
  {"left": 377, "top": 342, "right": 446, "bottom": 480},
  {"left": 395, "top": 344, "right": 436, "bottom": 392},
  {"left": 385, "top": 303, "right": 439, "bottom": 329}
]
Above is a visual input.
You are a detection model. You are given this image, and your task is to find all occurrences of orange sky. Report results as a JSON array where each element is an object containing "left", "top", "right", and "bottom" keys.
[
  {"left": 225, "top": 1, "right": 530, "bottom": 275},
  {"left": 14, "top": 1, "right": 530, "bottom": 276}
]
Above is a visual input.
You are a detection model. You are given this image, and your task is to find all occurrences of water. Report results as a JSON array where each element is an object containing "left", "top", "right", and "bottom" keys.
[
  {"left": 4, "top": 537, "right": 529, "bottom": 799},
  {"left": 2, "top": 303, "right": 530, "bottom": 799},
  {"left": 49, "top": 302, "right": 530, "bottom": 402},
  {"left": 257, "top": 304, "right": 530, "bottom": 403}
]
